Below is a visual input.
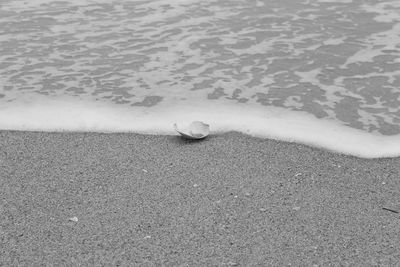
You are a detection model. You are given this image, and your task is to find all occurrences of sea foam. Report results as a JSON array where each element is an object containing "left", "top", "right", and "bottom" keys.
[
  {"left": 1, "top": 0, "right": 400, "bottom": 158},
  {"left": 1, "top": 97, "right": 400, "bottom": 159}
]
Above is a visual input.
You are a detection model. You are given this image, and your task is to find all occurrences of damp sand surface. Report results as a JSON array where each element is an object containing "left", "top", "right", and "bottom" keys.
[{"left": 1, "top": 131, "right": 400, "bottom": 265}]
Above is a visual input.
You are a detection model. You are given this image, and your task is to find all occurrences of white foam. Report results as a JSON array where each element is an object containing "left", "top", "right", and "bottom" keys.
[
  {"left": 1, "top": 97, "right": 400, "bottom": 159},
  {"left": 362, "top": 1, "right": 400, "bottom": 23},
  {"left": 341, "top": 17, "right": 400, "bottom": 68},
  {"left": 317, "top": 0, "right": 352, "bottom": 3}
]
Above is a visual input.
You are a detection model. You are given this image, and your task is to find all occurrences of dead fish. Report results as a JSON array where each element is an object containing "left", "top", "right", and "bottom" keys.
[{"left": 174, "top": 121, "right": 210, "bottom": 140}]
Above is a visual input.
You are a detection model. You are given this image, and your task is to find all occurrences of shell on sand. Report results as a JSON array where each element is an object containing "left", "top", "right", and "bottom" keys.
[{"left": 174, "top": 121, "right": 210, "bottom": 140}]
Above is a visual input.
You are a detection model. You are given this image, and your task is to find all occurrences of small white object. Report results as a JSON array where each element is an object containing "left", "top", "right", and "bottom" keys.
[
  {"left": 174, "top": 121, "right": 210, "bottom": 140},
  {"left": 69, "top": 216, "right": 78, "bottom": 222}
]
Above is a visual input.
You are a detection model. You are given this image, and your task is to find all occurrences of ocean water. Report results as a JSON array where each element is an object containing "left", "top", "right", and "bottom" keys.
[{"left": 0, "top": 0, "right": 400, "bottom": 158}]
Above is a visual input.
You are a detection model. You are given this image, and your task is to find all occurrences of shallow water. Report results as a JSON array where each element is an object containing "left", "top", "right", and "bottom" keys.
[{"left": 1, "top": 0, "right": 400, "bottom": 157}]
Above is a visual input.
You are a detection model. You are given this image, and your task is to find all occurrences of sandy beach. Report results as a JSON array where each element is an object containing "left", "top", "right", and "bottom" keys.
[{"left": 1, "top": 130, "right": 400, "bottom": 266}]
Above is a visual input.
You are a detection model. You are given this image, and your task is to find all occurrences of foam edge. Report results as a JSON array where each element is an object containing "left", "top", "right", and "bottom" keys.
[{"left": 1, "top": 98, "right": 400, "bottom": 159}]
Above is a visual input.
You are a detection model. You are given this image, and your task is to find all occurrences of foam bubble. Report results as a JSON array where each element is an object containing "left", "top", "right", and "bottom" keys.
[{"left": 1, "top": 97, "right": 400, "bottom": 159}]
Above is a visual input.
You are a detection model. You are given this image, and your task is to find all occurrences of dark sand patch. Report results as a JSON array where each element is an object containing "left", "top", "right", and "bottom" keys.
[{"left": 1, "top": 131, "right": 400, "bottom": 266}]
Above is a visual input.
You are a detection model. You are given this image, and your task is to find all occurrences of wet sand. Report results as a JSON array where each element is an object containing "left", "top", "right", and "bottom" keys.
[{"left": 1, "top": 130, "right": 400, "bottom": 266}]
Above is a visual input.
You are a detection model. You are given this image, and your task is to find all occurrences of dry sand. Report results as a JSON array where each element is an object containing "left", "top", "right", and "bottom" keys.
[{"left": 1, "top": 130, "right": 400, "bottom": 266}]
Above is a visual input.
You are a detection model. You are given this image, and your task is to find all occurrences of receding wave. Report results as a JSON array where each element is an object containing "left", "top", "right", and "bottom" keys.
[
  {"left": 1, "top": 97, "right": 400, "bottom": 159},
  {"left": 1, "top": 0, "right": 400, "bottom": 158}
]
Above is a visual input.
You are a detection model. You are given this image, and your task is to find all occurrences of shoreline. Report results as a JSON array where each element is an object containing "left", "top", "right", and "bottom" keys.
[
  {"left": 3, "top": 98, "right": 400, "bottom": 158},
  {"left": 1, "top": 130, "right": 400, "bottom": 265}
]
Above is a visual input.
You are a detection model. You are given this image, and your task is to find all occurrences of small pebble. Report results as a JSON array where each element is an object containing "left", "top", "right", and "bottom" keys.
[
  {"left": 382, "top": 181, "right": 386, "bottom": 185},
  {"left": 69, "top": 217, "right": 78, "bottom": 222},
  {"left": 293, "top": 206, "right": 301, "bottom": 211},
  {"left": 259, "top": 208, "right": 267, "bottom": 212},
  {"left": 144, "top": 235, "right": 151, "bottom": 239},
  {"left": 193, "top": 184, "right": 199, "bottom": 187}
]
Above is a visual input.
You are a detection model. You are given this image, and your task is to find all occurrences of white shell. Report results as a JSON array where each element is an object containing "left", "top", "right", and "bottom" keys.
[
  {"left": 174, "top": 121, "right": 210, "bottom": 139},
  {"left": 69, "top": 216, "right": 78, "bottom": 222}
]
